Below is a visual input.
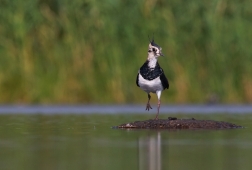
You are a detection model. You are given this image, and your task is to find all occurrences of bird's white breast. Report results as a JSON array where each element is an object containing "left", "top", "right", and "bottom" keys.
[{"left": 138, "top": 73, "right": 163, "bottom": 93}]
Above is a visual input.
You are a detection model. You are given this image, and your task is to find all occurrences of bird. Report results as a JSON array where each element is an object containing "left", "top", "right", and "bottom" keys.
[{"left": 136, "top": 38, "right": 169, "bottom": 120}]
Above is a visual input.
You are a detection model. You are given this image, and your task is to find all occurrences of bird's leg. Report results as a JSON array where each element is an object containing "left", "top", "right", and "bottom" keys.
[
  {"left": 154, "top": 99, "right": 161, "bottom": 120},
  {"left": 154, "top": 91, "right": 162, "bottom": 120},
  {"left": 146, "top": 93, "right": 152, "bottom": 111}
]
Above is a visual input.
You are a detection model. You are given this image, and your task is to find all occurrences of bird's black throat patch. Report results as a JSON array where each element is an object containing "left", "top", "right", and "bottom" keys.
[{"left": 139, "top": 60, "right": 163, "bottom": 80}]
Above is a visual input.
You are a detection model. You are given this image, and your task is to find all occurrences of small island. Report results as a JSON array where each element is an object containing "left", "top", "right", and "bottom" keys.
[{"left": 115, "top": 117, "right": 242, "bottom": 129}]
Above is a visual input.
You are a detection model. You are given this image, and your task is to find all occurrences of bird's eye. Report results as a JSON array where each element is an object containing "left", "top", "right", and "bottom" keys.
[{"left": 152, "top": 48, "right": 156, "bottom": 52}]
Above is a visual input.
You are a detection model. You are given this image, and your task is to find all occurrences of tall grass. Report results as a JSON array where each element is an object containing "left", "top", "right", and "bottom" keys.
[{"left": 0, "top": 0, "right": 252, "bottom": 104}]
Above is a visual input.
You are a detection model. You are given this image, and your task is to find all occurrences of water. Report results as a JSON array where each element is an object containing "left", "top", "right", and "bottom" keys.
[
  {"left": 0, "top": 105, "right": 252, "bottom": 170},
  {"left": 1, "top": 104, "right": 252, "bottom": 114}
]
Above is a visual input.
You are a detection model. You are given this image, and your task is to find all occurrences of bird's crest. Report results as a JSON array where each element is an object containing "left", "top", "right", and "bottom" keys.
[{"left": 148, "top": 34, "right": 160, "bottom": 48}]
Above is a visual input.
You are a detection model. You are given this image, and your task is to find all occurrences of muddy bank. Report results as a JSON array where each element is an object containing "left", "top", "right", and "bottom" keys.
[{"left": 115, "top": 117, "right": 242, "bottom": 129}]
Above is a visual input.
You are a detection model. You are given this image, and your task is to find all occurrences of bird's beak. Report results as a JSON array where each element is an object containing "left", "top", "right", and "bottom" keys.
[{"left": 159, "top": 47, "right": 164, "bottom": 57}]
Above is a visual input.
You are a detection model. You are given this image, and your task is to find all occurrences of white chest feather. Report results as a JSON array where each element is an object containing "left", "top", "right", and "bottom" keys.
[{"left": 138, "top": 73, "right": 163, "bottom": 93}]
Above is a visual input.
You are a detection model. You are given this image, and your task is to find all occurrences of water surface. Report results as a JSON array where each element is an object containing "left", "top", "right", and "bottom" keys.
[{"left": 0, "top": 112, "right": 251, "bottom": 170}]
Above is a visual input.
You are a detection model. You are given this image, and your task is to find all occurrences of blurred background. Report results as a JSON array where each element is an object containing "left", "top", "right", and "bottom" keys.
[
  {"left": 2, "top": 2, "right": 252, "bottom": 170},
  {"left": 1, "top": 0, "right": 252, "bottom": 104}
]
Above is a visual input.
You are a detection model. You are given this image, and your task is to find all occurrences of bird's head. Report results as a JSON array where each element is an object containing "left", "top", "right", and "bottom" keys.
[{"left": 147, "top": 38, "right": 163, "bottom": 59}]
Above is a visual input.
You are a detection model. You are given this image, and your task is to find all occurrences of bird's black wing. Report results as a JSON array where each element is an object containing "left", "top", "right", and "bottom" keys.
[
  {"left": 136, "top": 73, "right": 140, "bottom": 87},
  {"left": 160, "top": 72, "right": 169, "bottom": 89},
  {"left": 156, "top": 62, "right": 169, "bottom": 89}
]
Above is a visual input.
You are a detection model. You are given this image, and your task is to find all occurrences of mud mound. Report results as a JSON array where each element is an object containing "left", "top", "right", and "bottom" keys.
[{"left": 115, "top": 117, "right": 242, "bottom": 129}]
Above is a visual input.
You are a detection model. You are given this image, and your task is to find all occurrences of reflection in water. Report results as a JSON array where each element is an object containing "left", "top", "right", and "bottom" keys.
[
  {"left": 139, "top": 132, "right": 161, "bottom": 170},
  {"left": 0, "top": 114, "right": 252, "bottom": 170}
]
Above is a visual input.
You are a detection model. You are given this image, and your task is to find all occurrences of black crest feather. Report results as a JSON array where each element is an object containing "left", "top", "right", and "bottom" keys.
[{"left": 148, "top": 34, "right": 160, "bottom": 48}]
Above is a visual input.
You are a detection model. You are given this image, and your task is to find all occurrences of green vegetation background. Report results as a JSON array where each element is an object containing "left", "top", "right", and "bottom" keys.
[{"left": 1, "top": 0, "right": 252, "bottom": 104}]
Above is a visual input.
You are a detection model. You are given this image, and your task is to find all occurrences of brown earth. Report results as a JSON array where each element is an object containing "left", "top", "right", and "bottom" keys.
[{"left": 115, "top": 117, "right": 242, "bottom": 129}]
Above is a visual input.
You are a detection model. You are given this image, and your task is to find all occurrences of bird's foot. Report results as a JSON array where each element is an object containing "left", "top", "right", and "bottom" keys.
[{"left": 146, "top": 103, "right": 152, "bottom": 111}]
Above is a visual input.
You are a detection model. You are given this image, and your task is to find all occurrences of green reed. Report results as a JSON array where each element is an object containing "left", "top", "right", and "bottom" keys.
[{"left": 0, "top": 0, "right": 252, "bottom": 104}]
